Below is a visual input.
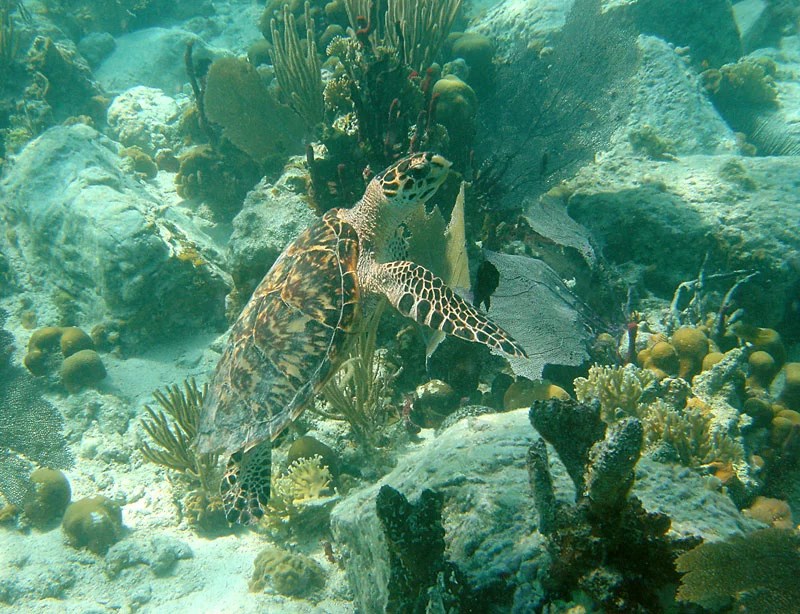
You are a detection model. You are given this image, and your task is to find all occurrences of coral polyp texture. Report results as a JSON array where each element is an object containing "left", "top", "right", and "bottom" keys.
[{"left": 0, "top": 314, "right": 73, "bottom": 507}]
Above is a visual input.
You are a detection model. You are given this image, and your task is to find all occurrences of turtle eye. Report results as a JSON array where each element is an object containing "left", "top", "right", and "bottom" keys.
[{"left": 408, "top": 165, "right": 428, "bottom": 180}]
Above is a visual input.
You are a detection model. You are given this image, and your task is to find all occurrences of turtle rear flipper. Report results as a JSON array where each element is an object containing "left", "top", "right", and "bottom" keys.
[
  {"left": 374, "top": 260, "right": 527, "bottom": 358},
  {"left": 221, "top": 440, "right": 272, "bottom": 524}
]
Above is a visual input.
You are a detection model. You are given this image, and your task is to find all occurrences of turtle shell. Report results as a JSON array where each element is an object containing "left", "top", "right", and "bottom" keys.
[{"left": 196, "top": 209, "right": 361, "bottom": 455}]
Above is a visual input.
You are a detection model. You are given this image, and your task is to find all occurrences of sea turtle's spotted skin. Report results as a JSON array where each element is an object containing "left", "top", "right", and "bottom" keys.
[{"left": 196, "top": 152, "right": 526, "bottom": 524}]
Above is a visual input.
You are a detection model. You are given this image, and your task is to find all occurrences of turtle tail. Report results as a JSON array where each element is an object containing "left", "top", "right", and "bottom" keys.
[{"left": 220, "top": 440, "right": 272, "bottom": 524}]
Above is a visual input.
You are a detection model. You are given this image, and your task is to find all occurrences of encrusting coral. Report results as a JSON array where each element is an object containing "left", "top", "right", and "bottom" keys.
[{"left": 249, "top": 546, "right": 325, "bottom": 597}]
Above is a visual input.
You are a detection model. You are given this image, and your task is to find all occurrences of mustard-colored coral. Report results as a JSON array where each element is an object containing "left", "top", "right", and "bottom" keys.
[
  {"left": 574, "top": 364, "right": 656, "bottom": 421},
  {"left": 640, "top": 399, "right": 744, "bottom": 467},
  {"left": 671, "top": 326, "right": 709, "bottom": 380},
  {"left": 743, "top": 496, "right": 794, "bottom": 530},
  {"left": 249, "top": 546, "right": 325, "bottom": 596},
  {"left": 779, "top": 362, "right": 800, "bottom": 410},
  {"left": 272, "top": 455, "right": 333, "bottom": 506}
]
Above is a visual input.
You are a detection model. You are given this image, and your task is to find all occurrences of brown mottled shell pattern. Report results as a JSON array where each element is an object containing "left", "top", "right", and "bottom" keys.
[{"left": 196, "top": 210, "right": 361, "bottom": 455}]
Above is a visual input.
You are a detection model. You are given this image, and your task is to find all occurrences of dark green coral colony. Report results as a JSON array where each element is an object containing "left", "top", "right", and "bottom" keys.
[
  {"left": 60, "top": 349, "right": 106, "bottom": 392},
  {"left": 62, "top": 496, "right": 123, "bottom": 554},
  {"left": 22, "top": 468, "right": 71, "bottom": 530}
]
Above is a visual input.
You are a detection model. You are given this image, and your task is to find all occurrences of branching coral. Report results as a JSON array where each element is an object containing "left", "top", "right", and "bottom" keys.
[
  {"left": 270, "top": 2, "right": 325, "bottom": 130},
  {"left": 574, "top": 364, "right": 656, "bottom": 421},
  {"left": 343, "top": 0, "right": 461, "bottom": 72},
  {"left": 676, "top": 528, "right": 800, "bottom": 611},
  {"left": 0, "top": 1, "right": 22, "bottom": 74},
  {"left": 641, "top": 398, "right": 745, "bottom": 467},
  {"left": 272, "top": 455, "right": 333, "bottom": 506},
  {"left": 139, "top": 379, "right": 219, "bottom": 493},
  {"left": 383, "top": 0, "right": 462, "bottom": 73},
  {"left": 575, "top": 364, "right": 745, "bottom": 470}
]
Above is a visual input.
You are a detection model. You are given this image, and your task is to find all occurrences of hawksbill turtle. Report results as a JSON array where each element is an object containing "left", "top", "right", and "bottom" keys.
[{"left": 196, "top": 152, "right": 526, "bottom": 524}]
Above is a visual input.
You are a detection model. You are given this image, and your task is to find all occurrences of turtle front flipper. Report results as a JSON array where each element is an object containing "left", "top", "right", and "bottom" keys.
[
  {"left": 374, "top": 260, "right": 527, "bottom": 358},
  {"left": 221, "top": 440, "right": 272, "bottom": 524}
]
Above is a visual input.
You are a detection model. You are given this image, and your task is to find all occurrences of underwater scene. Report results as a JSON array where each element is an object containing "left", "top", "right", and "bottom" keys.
[{"left": 1, "top": 0, "right": 800, "bottom": 612}]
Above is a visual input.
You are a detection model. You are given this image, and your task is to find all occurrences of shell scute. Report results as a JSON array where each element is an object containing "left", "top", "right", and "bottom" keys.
[{"left": 197, "top": 211, "right": 360, "bottom": 454}]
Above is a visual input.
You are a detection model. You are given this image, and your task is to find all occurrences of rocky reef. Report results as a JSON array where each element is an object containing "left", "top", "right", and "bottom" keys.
[{"left": 0, "top": 0, "right": 799, "bottom": 611}]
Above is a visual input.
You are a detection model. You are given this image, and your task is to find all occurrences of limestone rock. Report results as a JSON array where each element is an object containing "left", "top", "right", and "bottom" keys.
[
  {"left": 734, "top": 0, "right": 771, "bottom": 53},
  {"left": 476, "top": 7, "right": 735, "bottom": 224},
  {"left": 330, "top": 408, "right": 756, "bottom": 612},
  {"left": 330, "top": 408, "right": 545, "bottom": 613},
  {"left": 107, "top": 87, "right": 186, "bottom": 156},
  {"left": 0, "top": 124, "right": 229, "bottom": 348},
  {"left": 609, "top": 35, "right": 738, "bottom": 156},
  {"left": 227, "top": 164, "right": 318, "bottom": 294},
  {"left": 95, "top": 28, "right": 219, "bottom": 94},
  {"left": 565, "top": 153, "right": 800, "bottom": 324},
  {"left": 474, "top": 0, "right": 740, "bottom": 67}
]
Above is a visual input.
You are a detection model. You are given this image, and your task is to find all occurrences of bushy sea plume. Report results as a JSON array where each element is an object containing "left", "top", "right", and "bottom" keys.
[{"left": 0, "top": 311, "right": 73, "bottom": 505}]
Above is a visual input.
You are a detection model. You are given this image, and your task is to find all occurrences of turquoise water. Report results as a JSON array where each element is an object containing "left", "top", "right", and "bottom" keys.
[{"left": 1, "top": 1, "right": 799, "bottom": 612}]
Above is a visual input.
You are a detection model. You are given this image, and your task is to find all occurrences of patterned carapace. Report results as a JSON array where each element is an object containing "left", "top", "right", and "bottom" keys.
[{"left": 196, "top": 152, "right": 526, "bottom": 524}]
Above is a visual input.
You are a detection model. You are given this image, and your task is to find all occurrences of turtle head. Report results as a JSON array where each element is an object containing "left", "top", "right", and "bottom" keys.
[{"left": 375, "top": 152, "right": 451, "bottom": 210}]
